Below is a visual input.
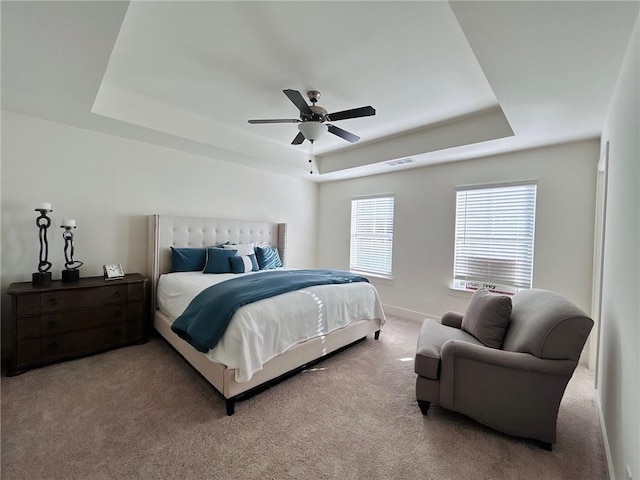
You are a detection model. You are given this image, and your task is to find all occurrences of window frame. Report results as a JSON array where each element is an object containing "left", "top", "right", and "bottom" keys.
[
  {"left": 349, "top": 194, "right": 395, "bottom": 278},
  {"left": 452, "top": 182, "right": 537, "bottom": 294}
]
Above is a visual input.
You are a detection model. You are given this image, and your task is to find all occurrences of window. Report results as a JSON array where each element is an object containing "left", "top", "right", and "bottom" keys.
[
  {"left": 453, "top": 184, "right": 536, "bottom": 293},
  {"left": 350, "top": 195, "right": 395, "bottom": 276}
]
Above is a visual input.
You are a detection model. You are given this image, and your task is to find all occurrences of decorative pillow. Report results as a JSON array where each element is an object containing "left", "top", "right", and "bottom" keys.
[
  {"left": 222, "top": 243, "right": 255, "bottom": 257},
  {"left": 461, "top": 288, "right": 512, "bottom": 348},
  {"left": 170, "top": 247, "right": 206, "bottom": 272},
  {"left": 203, "top": 247, "right": 237, "bottom": 274},
  {"left": 254, "top": 246, "right": 283, "bottom": 270},
  {"left": 229, "top": 254, "right": 259, "bottom": 274}
]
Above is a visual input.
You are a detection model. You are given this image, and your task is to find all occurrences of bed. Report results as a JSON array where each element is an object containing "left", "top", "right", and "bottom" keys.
[{"left": 147, "top": 214, "right": 385, "bottom": 415}]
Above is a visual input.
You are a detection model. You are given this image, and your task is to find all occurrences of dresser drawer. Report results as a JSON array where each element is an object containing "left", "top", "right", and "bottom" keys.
[
  {"left": 15, "top": 339, "right": 40, "bottom": 366},
  {"left": 41, "top": 285, "right": 127, "bottom": 313},
  {"left": 40, "top": 323, "right": 127, "bottom": 361},
  {"left": 16, "top": 293, "right": 40, "bottom": 317},
  {"left": 40, "top": 304, "right": 127, "bottom": 337},
  {"left": 17, "top": 317, "right": 41, "bottom": 341},
  {"left": 127, "top": 320, "right": 144, "bottom": 340},
  {"left": 127, "top": 283, "right": 144, "bottom": 302},
  {"left": 127, "top": 302, "right": 143, "bottom": 320}
]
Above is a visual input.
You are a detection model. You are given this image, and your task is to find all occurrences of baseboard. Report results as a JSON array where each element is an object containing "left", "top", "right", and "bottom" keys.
[
  {"left": 382, "top": 304, "right": 438, "bottom": 322},
  {"left": 594, "top": 390, "right": 615, "bottom": 480}
]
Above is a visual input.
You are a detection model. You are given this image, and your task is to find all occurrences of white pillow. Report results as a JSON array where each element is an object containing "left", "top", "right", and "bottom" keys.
[
  {"left": 230, "top": 254, "right": 259, "bottom": 273},
  {"left": 222, "top": 243, "right": 255, "bottom": 256}
]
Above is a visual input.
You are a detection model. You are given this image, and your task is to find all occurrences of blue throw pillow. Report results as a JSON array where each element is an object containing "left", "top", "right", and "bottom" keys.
[
  {"left": 171, "top": 247, "right": 207, "bottom": 272},
  {"left": 203, "top": 247, "right": 237, "bottom": 274},
  {"left": 255, "top": 246, "right": 283, "bottom": 270},
  {"left": 229, "top": 254, "right": 259, "bottom": 274}
]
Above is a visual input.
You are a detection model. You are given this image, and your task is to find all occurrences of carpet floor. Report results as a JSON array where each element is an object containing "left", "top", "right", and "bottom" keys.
[{"left": 1, "top": 316, "right": 606, "bottom": 480}]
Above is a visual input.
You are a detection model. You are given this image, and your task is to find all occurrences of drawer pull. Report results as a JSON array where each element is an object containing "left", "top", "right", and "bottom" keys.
[
  {"left": 48, "top": 298, "right": 57, "bottom": 306},
  {"left": 46, "top": 342, "right": 58, "bottom": 351},
  {"left": 48, "top": 320, "right": 57, "bottom": 329},
  {"left": 112, "top": 291, "right": 121, "bottom": 298}
]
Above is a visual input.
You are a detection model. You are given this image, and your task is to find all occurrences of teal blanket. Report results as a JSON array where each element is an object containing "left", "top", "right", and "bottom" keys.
[{"left": 171, "top": 269, "right": 369, "bottom": 352}]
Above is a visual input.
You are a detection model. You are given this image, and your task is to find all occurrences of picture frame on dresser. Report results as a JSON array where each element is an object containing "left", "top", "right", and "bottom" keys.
[{"left": 103, "top": 263, "right": 125, "bottom": 280}]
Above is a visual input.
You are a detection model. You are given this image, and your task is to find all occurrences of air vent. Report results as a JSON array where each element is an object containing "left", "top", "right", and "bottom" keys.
[{"left": 385, "top": 158, "right": 414, "bottom": 167}]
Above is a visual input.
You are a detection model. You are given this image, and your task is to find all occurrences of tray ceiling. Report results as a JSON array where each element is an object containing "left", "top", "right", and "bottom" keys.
[{"left": 2, "top": 1, "right": 638, "bottom": 181}]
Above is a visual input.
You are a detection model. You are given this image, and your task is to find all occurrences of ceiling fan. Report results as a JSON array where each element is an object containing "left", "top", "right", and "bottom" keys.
[{"left": 248, "top": 89, "right": 376, "bottom": 145}]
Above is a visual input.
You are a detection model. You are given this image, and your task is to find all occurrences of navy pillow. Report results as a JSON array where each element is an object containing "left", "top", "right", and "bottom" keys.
[
  {"left": 170, "top": 247, "right": 207, "bottom": 272},
  {"left": 255, "top": 246, "right": 283, "bottom": 270},
  {"left": 203, "top": 247, "right": 237, "bottom": 274},
  {"left": 229, "top": 254, "right": 259, "bottom": 274}
]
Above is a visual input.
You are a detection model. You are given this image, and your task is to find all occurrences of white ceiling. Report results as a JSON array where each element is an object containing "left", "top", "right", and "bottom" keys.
[{"left": 2, "top": 1, "right": 638, "bottom": 182}]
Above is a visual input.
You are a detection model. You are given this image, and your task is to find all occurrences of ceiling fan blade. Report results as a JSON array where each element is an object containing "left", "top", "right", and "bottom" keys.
[
  {"left": 327, "top": 106, "right": 376, "bottom": 122},
  {"left": 248, "top": 119, "right": 299, "bottom": 124},
  {"left": 328, "top": 124, "right": 360, "bottom": 143},
  {"left": 291, "top": 132, "right": 305, "bottom": 145},
  {"left": 283, "top": 89, "right": 312, "bottom": 115}
]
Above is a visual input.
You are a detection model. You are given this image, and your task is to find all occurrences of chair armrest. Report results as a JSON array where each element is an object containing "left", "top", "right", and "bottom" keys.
[
  {"left": 441, "top": 340, "right": 576, "bottom": 376},
  {"left": 438, "top": 340, "right": 579, "bottom": 444},
  {"left": 441, "top": 311, "right": 464, "bottom": 329}
]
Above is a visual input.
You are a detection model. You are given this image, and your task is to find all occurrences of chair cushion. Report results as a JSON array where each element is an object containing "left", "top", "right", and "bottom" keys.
[
  {"left": 461, "top": 289, "right": 512, "bottom": 348},
  {"left": 415, "top": 318, "right": 482, "bottom": 379}
]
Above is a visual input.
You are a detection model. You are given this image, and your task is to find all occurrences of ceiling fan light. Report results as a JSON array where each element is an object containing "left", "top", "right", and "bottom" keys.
[{"left": 298, "top": 121, "right": 328, "bottom": 142}]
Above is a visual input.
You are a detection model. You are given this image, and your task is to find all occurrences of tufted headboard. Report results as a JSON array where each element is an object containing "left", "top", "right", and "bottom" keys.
[{"left": 147, "top": 215, "right": 287, "bottom": 305}]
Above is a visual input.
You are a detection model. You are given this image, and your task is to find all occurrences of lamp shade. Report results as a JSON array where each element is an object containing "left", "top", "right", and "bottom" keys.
[{"left": 298, "top": 121, "right": 328, "bottom": 142}]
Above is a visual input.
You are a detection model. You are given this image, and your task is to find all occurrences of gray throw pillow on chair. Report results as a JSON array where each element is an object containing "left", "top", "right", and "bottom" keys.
[{"left": 461, "top": 289, "right": 512, "bottom": 348}]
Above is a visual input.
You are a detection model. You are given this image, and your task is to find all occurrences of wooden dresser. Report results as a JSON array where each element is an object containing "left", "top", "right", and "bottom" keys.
[{"left": 6, "top": 273, "right": 148, "bottom": 376}]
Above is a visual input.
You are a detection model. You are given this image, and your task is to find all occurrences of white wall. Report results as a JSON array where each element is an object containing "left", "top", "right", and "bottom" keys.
[
  {"left": 598, "top": 16, "right": 639, "bottom": 480},
  {"left": 1, "top": 111, "right": 318, "bottom": 352},
  {"left": 318, "top": 140, "right": 598, "bottom": 320}
]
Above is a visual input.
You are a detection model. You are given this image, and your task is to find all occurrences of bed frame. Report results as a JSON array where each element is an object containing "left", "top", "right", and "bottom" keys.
[{"left": 147, "top": 214, "right": 382, "bottom": 415}]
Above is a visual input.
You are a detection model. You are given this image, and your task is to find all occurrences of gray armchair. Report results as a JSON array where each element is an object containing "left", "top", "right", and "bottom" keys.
[{"left": 414, "top": 289, "right": 593, "bottom": 450}]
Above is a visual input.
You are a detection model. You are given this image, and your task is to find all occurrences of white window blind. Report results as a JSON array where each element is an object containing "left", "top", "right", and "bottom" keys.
[
  {"left": 350, "top": 195, "right": 394, "bottom": 276},
  {"left": 454, "top": 184, "right": 536, "bottom": 291}
]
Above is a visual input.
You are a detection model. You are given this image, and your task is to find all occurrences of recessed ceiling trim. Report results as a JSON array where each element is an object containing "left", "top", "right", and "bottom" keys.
[
  {"left": 92, "top": 83, "right": 310, "bottom": 171},
  {"left": 317, "top": 106, "right": 514, "bottom": 175}
]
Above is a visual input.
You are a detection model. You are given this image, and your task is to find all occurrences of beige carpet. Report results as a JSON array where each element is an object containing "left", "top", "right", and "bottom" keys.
[{"left": 1, "top": 317, "right": 607, "bottom": 480}]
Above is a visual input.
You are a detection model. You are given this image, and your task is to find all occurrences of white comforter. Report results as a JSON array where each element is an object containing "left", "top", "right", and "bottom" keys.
[{"left": 157, "top": 270, "right": 385, "bottom": 383}]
